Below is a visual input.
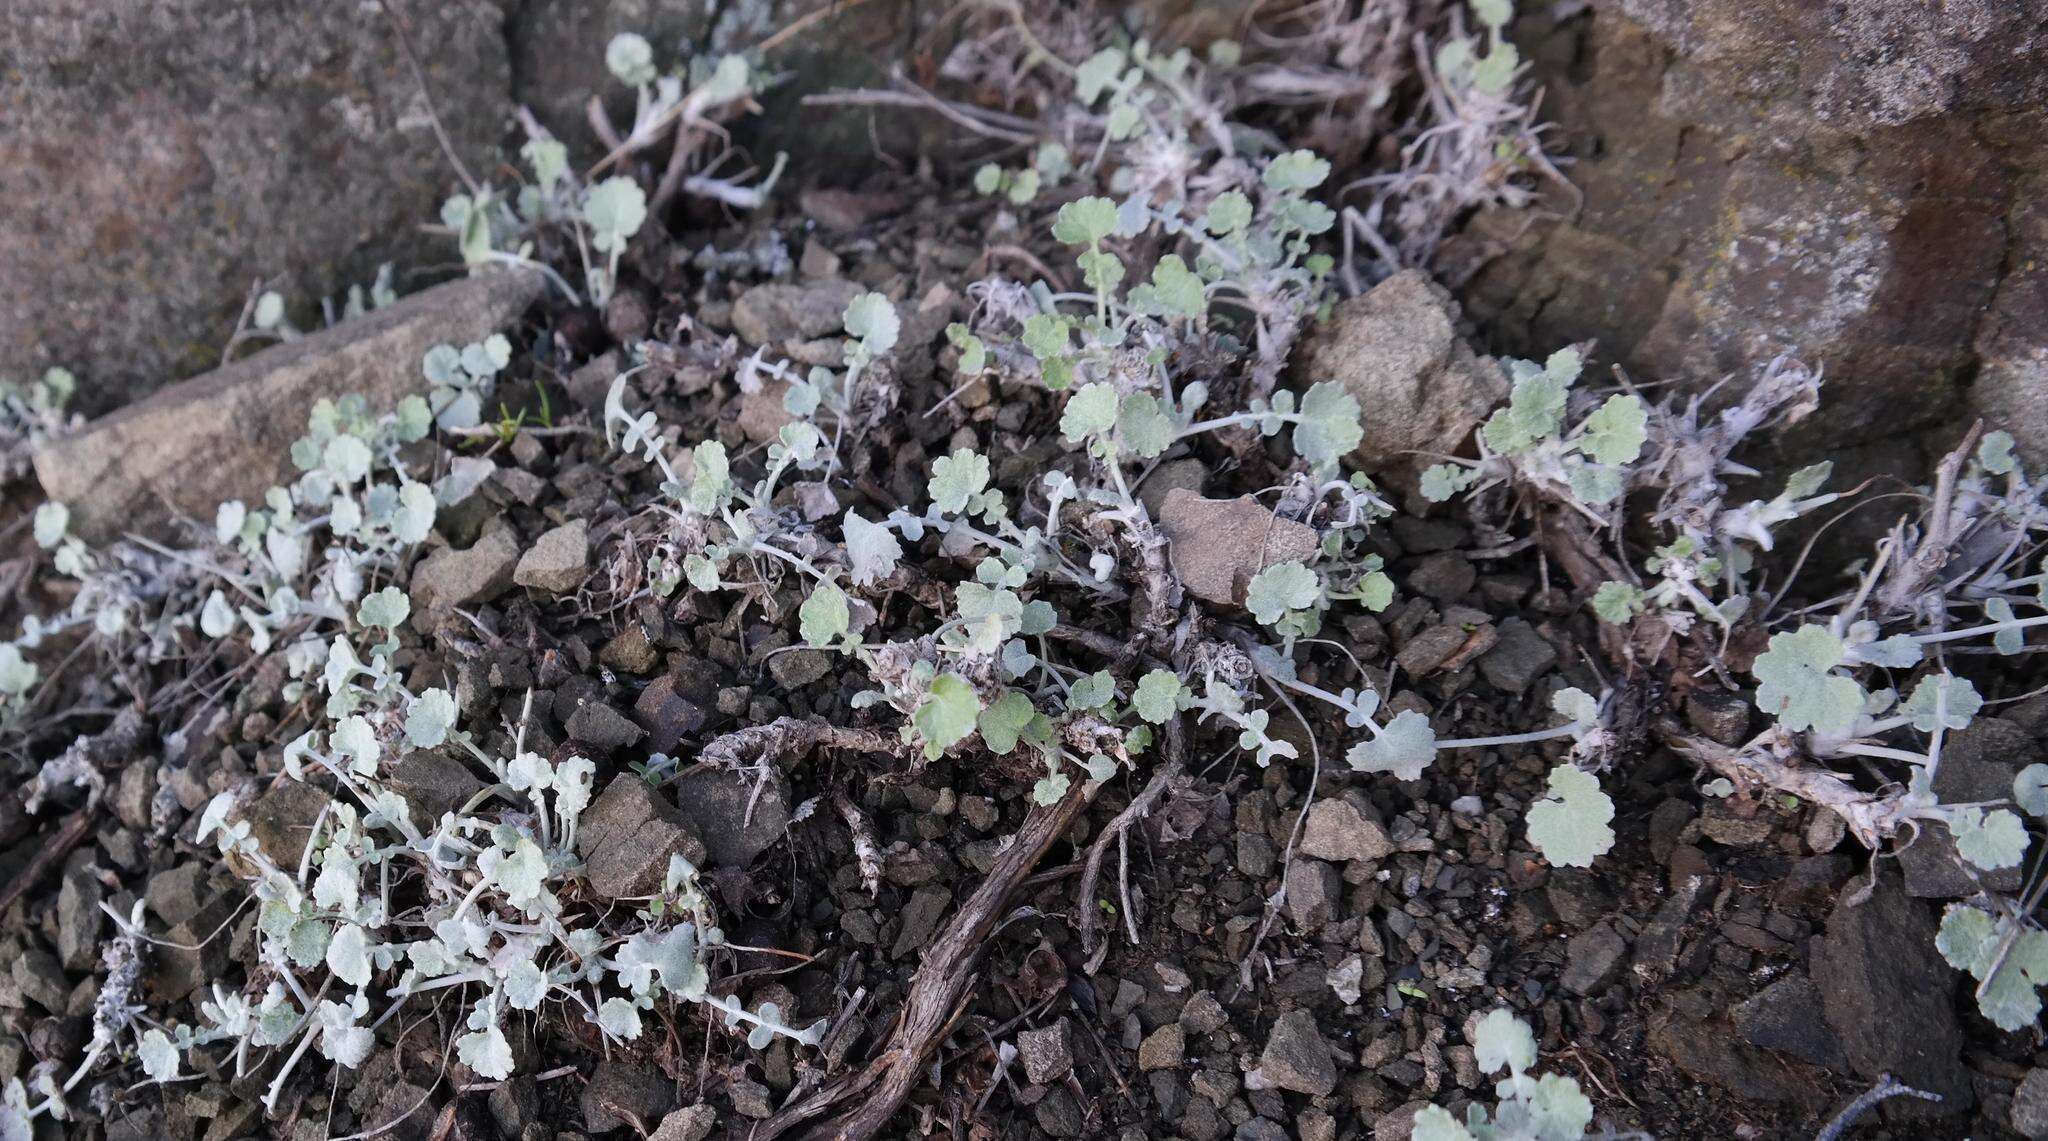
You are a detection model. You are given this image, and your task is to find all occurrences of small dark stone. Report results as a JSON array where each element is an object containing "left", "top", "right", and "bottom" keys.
[
  {"left": 1406, "top": 551, "right": 1476, "bottom": 601},
  {"left": 1561, "top": 922, "right": 1627, "bottom": 995},
  {"left": 600, "top": 627, "right": 660, "bottom": 675},
  {"left": 1684, "top": 689, "right": 1752, "bottom": 745},
  {"left": 1634, "top": 874, "right": 1710, "bottom": 980},
  {"left": 768, "top": 648, "right": 832, "bottom": 689},
  {"left": 582, "top": 1059, "right": 676, "bottom": 1133},
  {"left": 1033, "top": 1086, "right": 1086, "bottom": 1138},
  {"left": 565, "top": 701, "right": 645, "bottom": 754},
  {"left": 671, "top": 768, "right": 793, "bottom": 868},
  {"left": 891, "top": 885, "right": 952, "bottom": 959},
  {"left": 2013, "top": 1069, "right": 2048, "bottom": 1138},
  {"left": 728, "top": 1077, "right": 774, "bottom": 1119},
  {"left": 633, "top": 675, "right": 708, "bottom": 755},
  {"left": 1477, "top": 618, "right": 1557, "bottom": 693},
  {"left": 1646, "top": 1006, "right": 1819, "bottom": 1105},
  {"left": 1394, "top": 624, "right": 1467, "bottom": 676},
  {"left": 387, "top": 751, "right": 485, "bottom": 824},
  {"left": 1732, "top": 973, "right": 1848, "bottom": 1071}
]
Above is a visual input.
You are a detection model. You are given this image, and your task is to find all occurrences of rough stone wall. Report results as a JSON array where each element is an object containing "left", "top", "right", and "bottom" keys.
[
  {"left": 0, "top": 0, "right": 924, "bottom": 415},
  {"left": 1460, "top": 0, "right": 2048, "bottom": 466},
  {"left": 0, "top": 1, "right": 514, "bottom": 413},
  {"left": 12, "top": 0, "right": 2046, "bottom": 466}
]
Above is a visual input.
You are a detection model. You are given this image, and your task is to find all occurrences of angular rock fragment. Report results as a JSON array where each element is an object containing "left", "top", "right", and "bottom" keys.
[
  {"left": 410, "top": 518, "right": 522, "bottom": 622},
  {"left": 1298, "top": 797, "right": 1394, "bottom": 864},
  {"left": 730, "top": 279, "right": 863, "bottom": 346},
  {"left": 1254, "top": 1010, "right": 1336, "bottom": 1096},
  {"left": 514, "top": 520, "right": 590, "bottom": 594},
  {"left": 1294, "top": 270, "right": 1506, "bottom": 475},
  {"left": 1159, "top": 490, "right": 1319, "bottom": 608},
  {"left": 576, "top": 777, "right": 707, "bottom": 900}
]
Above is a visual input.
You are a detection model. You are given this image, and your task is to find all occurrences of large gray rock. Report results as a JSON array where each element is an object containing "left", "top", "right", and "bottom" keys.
[
  {"left": 1465, "top": 2, "right": 2048, "bottom": 460},
  {"left": 514, "top": 520, "right": 591, "bottom": 594},
  {"left": 1, "top": 2, "right": 514, "bottom": 412},
  {"left": 34, "top": 270, "right": 543, "bottom": 541}
]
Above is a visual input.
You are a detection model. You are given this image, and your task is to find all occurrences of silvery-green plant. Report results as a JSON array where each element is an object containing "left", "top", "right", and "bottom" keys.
[
  {"left": 0, "top": 365, "right": 78, "bottom": 485},
  {"left": 3, "top": 367, "right": 462, "bottom": 749},
  {"left": 1432, "top": 344, "right": 2048, "bottom": 1032},
  {"left": 1411, "top": 1009, "right": 1609, "bottom": 1141}
]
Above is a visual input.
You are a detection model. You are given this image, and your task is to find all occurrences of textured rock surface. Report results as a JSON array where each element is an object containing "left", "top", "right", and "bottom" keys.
[
  {"left": 1811, "top": 872, "right": 1972, "bottom": 1115},
  {"left": 1294, "top": 270, "right": 1506, "bottom": 476},
  {"left": 577, "top": 776, "right": 707, "bottom": 900},
  {"left": 1464, "top": 0, "right": 2048, "bottom": 464},
  {"left": 1158, "top": 490, "right": 1321, "bottom": 608},
  {"left": 0, "top": 1, "right": 514, "bottom": 411},
  {"left": 34, "top": 270, "right": 543, "bottom": 541}
]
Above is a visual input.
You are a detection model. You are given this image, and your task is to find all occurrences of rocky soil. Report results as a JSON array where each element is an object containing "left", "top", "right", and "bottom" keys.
[{"left": 6, "top": 5, "right": 2048, "bottom": 1141}]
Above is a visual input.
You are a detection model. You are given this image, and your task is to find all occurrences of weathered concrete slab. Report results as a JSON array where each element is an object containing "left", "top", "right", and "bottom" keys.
[{"left": 34, "top": 269, "right": 544, "bottom": 541}]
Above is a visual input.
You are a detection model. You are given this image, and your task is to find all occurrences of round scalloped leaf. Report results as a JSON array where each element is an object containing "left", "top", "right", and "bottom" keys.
[
  {"left": 1410, "top": 1106, "right": 1475, "bottom": 1141},
  {"left": 913, "top": 674, "right": 980, "bottom": 759},
  {"left": 843, "top": 292, "right": 900, "bottom": 357},
  {"left": 1346, "top": 709, "right": 1438, "bottom": 780},
  {"left": 799, "top": 582, "right": 851, "bottom": 647},
  {"left": 1900, "top": 673, "right": 1982, "bottom": 733},
  {"left": 928, "top": 449, "right": 991, "bottom": 515},
  {"left": 404, "top": 688, "right": 457, "bottom": 749},
  {"left": 2015, "top": 764, "right": 2048, "bottom": 817},
  {"left": 1525, "top": 764, "right": 1614, "bottom": 868},
  {"left": 1246, "top": 561, "right": 1320, "bottom": 627},
  {"left": 1751, "top": 625, "right": 1865, "bottom": 736},
  {"left": 1951, "top": 806, "right": 2028, "bottom": 871},
  {"left": 1578, "top": 394, "right": 1647, "bottom": 466},
  {"left": 1132, "top": 670, "right": 1187, "bottom": 725},
  {"left": 1060, "top": 383, "right": 1120, "bottom": 443},
  {"left": 1051, "top": 197, "right": 1119, "bottom": 246},
  {"left": 1472, "top": 1008, "right": 1536, "bottom": 1075}
]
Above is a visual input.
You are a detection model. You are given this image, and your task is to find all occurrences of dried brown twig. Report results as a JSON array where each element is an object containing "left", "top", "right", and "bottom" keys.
[
  {"left": 750, "top": 779, "right": 1090, "bottom": 1140},
  {"left": 1077, "top": 716, "right": 1188, "bottom": 960}
]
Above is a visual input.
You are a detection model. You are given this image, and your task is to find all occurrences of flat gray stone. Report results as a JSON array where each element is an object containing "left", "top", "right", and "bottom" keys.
[
  {"left": 1478, "top": 618, "right": 1557, "bottom": 693},
  {"left": 410, "top": 518, "right": 523, "bottom": 623},
  {"left": 514, "top": 520, "right": 590, "bottom": 594},
  {"left": 1159, "top": 491, "right": 1319, "bottom": 609},
  {"left": 35, "top": 270, "right": 542, "bottom": 541}
]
